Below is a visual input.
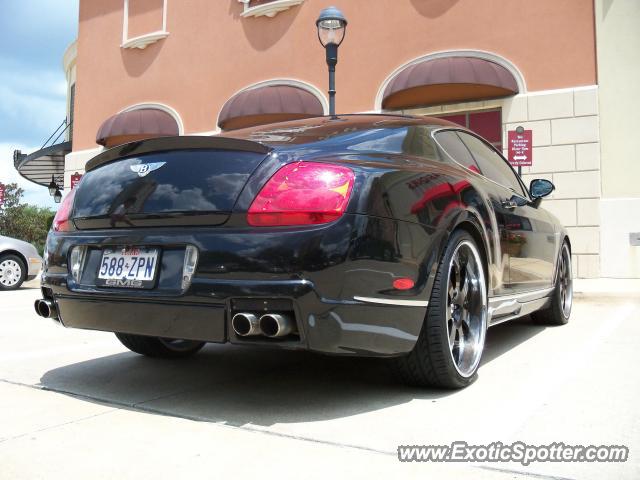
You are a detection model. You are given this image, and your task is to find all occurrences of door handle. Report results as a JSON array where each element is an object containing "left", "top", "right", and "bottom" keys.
[{"left": 501, "top": 199, "right": 518, "bottom": 209}]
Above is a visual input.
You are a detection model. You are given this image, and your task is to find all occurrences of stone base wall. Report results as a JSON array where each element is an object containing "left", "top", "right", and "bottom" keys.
[{"left": 507, "top": 86, "right": 600, "bottom": 278}]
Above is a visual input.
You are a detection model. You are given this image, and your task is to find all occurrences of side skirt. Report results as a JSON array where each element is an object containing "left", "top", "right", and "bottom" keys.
[{"left": 488, "top": 287, "right": 554, "bottom": 327}]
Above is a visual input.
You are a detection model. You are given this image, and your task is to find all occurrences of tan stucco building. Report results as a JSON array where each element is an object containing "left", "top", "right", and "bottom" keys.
[{"left": 16, "top": 0, "right": 640, "bottom": 278}]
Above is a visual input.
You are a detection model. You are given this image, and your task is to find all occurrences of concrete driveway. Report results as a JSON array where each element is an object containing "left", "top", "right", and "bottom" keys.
[{"left": 0, "top": 281, "right": 638, "bottom": 479}]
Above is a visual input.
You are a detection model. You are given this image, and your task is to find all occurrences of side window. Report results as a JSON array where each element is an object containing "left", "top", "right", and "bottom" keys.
[
  {"left": 457, "top": 132, "right": 525, "bottom": 196},
  {"left": 435, "top": 131, "right": 481, "bottom": 173}
]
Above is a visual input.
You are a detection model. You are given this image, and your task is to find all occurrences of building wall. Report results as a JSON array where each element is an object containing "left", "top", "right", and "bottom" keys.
[
  {"left": 71, "top": 0, "right": 597, "bottom": 150},
  {"left": 65, "top": 0, "right": 605, "bottom": 277},
  {"left": 595, "top": 0, "right": 640, "bottom": 278}
]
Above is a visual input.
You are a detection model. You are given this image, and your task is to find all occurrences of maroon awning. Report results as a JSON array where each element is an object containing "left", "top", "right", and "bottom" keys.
[
  {"left": 96, "top": 108, "right": 179, "bottom": 147},
  {"left": 382, "top": 57, "right": 519, "bottom": 110},
  {"left": 218, "top": 85, "right": 324, "bottom": 131}
]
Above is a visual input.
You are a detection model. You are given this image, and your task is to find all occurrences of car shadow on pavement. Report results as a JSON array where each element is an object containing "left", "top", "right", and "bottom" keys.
[{"left": 39, "top": 317, "right": 546, "bottom": 427}]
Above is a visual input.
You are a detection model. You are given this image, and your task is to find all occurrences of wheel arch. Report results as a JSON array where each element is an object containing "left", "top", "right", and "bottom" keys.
[
  {"left": 456, "top": 220, "right": 488, "bottom": 265},
  {"left": 421, "top": 208, "right": 494, "bottom": 306},
  {"left": 0, "top": 250, "right": 28, "bottom": 269},
  {"left": 452, "top": 219, "right": 491, "bottom": 289},
  {"left": 554, "top": 234, "right": 572, "bottom": 283}
]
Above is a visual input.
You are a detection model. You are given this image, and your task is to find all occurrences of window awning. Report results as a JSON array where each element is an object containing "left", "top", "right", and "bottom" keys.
[
  {"left": 14, "top": 141, "right": 71, "bottom": 188},
  {"left": 96, "top": 108, "right": 179, "bottom": 147},
  {"left": 218, "top": 85, "right": 324, "bottom": 131},
  {"left": 382, "top": 56, "right": 519, "bottom": 110}
]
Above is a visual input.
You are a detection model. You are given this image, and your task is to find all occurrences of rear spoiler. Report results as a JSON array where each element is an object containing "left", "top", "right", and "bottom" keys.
[{"left": 86, "top": 136, "right": 273, "bottom": 172}]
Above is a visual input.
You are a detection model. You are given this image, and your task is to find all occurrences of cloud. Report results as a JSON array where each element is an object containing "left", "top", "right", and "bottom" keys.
[
  {"left": 0, "top": 1, "right": 79, "bottom": 72},
  {"left": 0, "top": 1, "right": 78, "bottom": 146},
  {"left": 0, "top": 83, "right": 68, "bottom": 146},
  {"left": 0, "top": 143, "right": 58, "bottom": 210}
]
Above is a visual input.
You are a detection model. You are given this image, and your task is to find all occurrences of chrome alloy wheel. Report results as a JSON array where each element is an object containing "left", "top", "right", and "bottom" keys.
[
  {"left": 558, "top": 244, "right": 573, "bottom": 317},
  {"left": 446, "top": 240, "right": 487, "bottom": 378},
  {"left": 0, "top": 259, "right": 22, "bottom": 288}
]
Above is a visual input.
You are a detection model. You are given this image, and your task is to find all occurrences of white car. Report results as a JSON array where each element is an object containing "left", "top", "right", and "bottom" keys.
[{"left": 0, "top": 235, "right": 43, "bottom": 290}]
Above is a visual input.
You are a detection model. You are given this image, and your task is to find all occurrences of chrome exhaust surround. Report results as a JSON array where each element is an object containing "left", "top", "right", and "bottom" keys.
[
  {"left": 259, "top": 313, "right": 295, "bottom": 338},
  {"left": 231, "top": 313, "right": 261, "bottom": 336},
  {"left": 34, "top": 299, "right": 58, "bottom": 320}
]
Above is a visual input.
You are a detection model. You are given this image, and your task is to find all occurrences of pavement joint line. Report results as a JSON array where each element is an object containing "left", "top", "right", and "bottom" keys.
[
  {"left": 478, "top": 465, "right": 578, "bottom": 480},
  {"left": 0, "top": 410, "right": 116, "bottom": 445},
  {"left": 1, "top": 378, "right": 580, "bottom": 480},
  {"left": 0, "top": 380, "right": 117, "bottom": 444},
  {"left": 0, "top": 377, "right": 396, "bottom": 456}
]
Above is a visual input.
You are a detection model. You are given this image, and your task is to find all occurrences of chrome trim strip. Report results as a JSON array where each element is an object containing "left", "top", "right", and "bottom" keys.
[{"left": 354, "top": 296, "right": 429, "bottom": 307}]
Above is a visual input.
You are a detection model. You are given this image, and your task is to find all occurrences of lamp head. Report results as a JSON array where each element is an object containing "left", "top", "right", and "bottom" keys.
[{"left": 316, "top": 6, "right": 347, "bottom": 47}]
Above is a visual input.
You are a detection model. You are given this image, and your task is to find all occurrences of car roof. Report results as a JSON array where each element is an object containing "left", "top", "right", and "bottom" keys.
[
  {"left": 87, "top": 114, "right": 465, "bottom": 171},
  {"left": 219, "top": 113, "right": 462, "bottom": 147}
]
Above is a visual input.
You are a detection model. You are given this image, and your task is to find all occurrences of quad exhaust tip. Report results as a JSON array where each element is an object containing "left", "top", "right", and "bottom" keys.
[
  {"left": 34, "top": 299, "right": 58, "bottom": 320},
  {"left": 231, "top": 313, "right": 261, "bottom": 337},
  {"left": 232, "top": 312, "right": 296, "bottom": 338},
  {"left": 259, "top": 313, "right": 294, "bottom": 338}
]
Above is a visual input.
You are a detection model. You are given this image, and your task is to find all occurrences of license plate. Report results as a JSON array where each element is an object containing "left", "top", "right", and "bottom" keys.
[{"left": 96, "top": 247, "right": 159, "bottom": 289}]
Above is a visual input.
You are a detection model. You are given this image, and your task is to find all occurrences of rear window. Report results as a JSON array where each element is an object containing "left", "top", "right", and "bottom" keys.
[{"left": 73, "top": 149, "right": 266, "bottom": 219}]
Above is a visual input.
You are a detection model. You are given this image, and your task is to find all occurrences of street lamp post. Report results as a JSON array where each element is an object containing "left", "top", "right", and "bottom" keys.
[{"left": 316, "top": 6, "right": 347, "bottom": 118}]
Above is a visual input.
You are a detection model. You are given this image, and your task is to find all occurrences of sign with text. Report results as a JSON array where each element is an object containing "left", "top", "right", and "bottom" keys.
[
  {"left": 0, "top": 183, "right": 4, "bottom": 207},
  {"left": 70, "top": 172, "right": 83, "bottom": 189},
  {"left": 508, "top": 129, "right": 532, "bottom": 167}
]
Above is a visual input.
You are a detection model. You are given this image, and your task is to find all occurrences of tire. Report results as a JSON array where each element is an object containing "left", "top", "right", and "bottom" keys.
[
  {"left": 531, "top": 242, "right": 572, "bottom": 326},
  {"left": 393, "top": 230, "right": 488, "bottom": 388},
  {"left": 0, "top": 254, "right": 27, "bottom": 291},
  {"left": 115, "top": 333, "right": 205, "bottom": 358}
]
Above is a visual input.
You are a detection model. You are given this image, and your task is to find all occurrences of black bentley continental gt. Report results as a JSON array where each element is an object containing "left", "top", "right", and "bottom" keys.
[{"left": 36, "top": 115, "right": 572, "bottom": 388}]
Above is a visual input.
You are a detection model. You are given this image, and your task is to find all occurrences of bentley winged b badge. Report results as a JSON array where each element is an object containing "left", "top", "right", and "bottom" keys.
[{"left": 130, "top": 162, "right": 166, "bottom": 177}]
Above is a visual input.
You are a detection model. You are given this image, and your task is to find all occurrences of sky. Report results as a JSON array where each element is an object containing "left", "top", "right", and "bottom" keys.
[{"left": 0, "top": 0, "right": 79, "bottom": 209}]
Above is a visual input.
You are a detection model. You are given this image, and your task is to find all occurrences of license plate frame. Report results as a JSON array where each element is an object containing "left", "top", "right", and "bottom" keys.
[{"left": 95, "top": 247, "right": 160, "bottom": 289}]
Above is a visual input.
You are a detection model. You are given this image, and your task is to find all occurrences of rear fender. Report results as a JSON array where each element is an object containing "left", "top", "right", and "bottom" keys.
[{"left": 422, "top": 205, "right": 496, "bottom": 303}]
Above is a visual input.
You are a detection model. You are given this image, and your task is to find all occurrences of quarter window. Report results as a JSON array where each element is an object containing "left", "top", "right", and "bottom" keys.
[
  {"left": 435, "top": 131, "right": 480, "bottom": 173},
  {"left": 457, "top": 132, "right": 525, "bottom": 197}
]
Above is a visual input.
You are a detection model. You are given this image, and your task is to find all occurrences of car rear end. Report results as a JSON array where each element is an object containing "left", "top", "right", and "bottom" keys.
[{"left": 38, "top": 135, "right": 431, "bottom": 357}]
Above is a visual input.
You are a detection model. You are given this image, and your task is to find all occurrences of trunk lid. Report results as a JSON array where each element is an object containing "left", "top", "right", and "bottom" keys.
[{"left": 73, "top": 137, "right": 271, "bottom": 229}]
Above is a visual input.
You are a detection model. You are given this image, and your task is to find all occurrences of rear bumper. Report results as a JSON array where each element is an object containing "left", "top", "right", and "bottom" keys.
[
  {"left": 42, "top": 275, "right": 427, "bottom": 356},
  {"left": 41, "top": 214, "right": 442, "bottom": 356}
]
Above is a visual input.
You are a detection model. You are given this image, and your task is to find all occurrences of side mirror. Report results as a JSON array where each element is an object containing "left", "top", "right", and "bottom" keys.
[{"left": 529, "top": 178, "right": 555, "bottom": 207}]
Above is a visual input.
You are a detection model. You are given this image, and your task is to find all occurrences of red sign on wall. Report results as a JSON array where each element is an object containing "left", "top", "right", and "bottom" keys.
[
  {"left": 508, "top": 129, "right": 533, "bottom": 167},
  {"left": 70, "top": 172, "right": 83, "bottom": 189},
  {"left": 0, "top": 183, "right": 5, "bottom": 207}
]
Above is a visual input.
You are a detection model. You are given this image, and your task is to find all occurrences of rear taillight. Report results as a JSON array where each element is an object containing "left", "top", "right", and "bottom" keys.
[
  {"left": 248, "top": 162, "right": 355, "bottom": 226},
  {"left": 52, "top": 189, "right": 77, "bottom": 232}
]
